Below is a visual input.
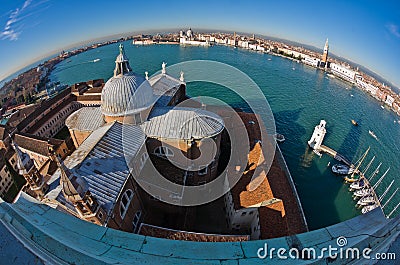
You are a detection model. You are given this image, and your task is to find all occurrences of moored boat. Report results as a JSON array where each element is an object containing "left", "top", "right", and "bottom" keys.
[
  {"left": 354, "top": 188, "right": 372, "bottom": 197},
  {"left": 357, "top": 196, "right": 375, "bottom": 206},
  {"left": 332, "top": 164, "right": 355, "bottom": 175},
  {"left": 362, "top": 204, "right": 379, "bottom": 214},
  {"left": 350, "top": 178, "right": 366, "bottom": 190}
]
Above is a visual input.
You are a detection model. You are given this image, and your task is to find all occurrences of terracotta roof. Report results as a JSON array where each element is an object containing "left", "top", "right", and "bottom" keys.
[
  {"left": 26, "top": 95, "right": 75, "bottom": 133},
  {"left": 6, "top": 104, "right": 37, "bottom": 127},
  {"left": 14, "top": 133, "right": 63, "bottom": 156},
  {"left": 222, "top": 112, "right": 275, "bottom": 209},
  {"left": 17, "top": 88, "right": 75, "bottom": 131},
  {"left": 76, "top": 94, "right": 101, "bottom": 102},
  {"left": 38, "top": 158, "right": 58, "bottom": 177},
  {"left": 0, "top": 125, "right": 6, "bottom": 140},
  {"left": 139, "top": 224, "right": 249, "bottom": 242}
]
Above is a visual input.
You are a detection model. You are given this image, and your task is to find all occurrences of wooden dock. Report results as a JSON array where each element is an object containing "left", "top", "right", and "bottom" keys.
[{"left": 319, "top": 145, "right": 352, "bottom": 166}]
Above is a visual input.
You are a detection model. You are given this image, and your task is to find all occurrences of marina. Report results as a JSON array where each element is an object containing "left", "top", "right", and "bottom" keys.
[{"left": 308, "top": 120, "right": 398, "bottom": 217}]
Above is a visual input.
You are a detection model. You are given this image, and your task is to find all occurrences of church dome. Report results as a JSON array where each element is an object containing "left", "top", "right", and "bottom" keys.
[
  {"left": 101, "top": 72, "right": 154, "bottom": 116},
  {"left": 101, "top": 44, "right": 154, "bottom": 117}
]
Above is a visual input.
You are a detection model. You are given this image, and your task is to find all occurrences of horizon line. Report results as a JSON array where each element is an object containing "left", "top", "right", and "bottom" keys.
[{"left": 1, "top": 27, "right": 398, "bottom": 90}]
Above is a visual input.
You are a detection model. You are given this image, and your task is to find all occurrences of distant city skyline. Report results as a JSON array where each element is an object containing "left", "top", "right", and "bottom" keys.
[{"left": 1, "top": 0, "right": 400, "bottom": 88}]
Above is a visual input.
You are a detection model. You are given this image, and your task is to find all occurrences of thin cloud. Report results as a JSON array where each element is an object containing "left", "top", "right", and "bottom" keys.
[
  {"left": 386, "top": 23, "right": 400, "bottom": 38},
  {"left": 0, "top": 0, "right": 43, "bottom": 41}
]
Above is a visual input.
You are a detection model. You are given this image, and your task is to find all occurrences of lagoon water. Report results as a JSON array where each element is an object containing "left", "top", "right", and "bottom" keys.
[{"left": 50, "top": 41, "right": 400, "bottom": 230}]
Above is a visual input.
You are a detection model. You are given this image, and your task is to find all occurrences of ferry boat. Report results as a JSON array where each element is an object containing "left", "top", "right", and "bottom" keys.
[
  {"left": 369, "top": 130, "right": 378, "bottom": 140},
  {"left": 351, "top": 119, "right": 358, "bottom": 126},
  {"left": 332, "top": 164, "right": 355, "bottom": 175},
  {"left": 274, "top": 133, "right": 285, "bottom": 143}
]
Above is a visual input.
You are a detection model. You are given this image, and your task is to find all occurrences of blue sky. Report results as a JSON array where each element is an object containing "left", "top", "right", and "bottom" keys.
[{"left": 1, "top": 0, "right": 400, "bottom": 87}]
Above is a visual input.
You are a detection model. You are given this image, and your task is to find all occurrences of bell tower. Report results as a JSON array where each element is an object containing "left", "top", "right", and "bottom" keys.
[
  {"left": 10, "top": 136, "right": 48, "bottom": 200},
  {"left": 49, "top": 146, "right": 107, "bottom": 225},
  {"left": 321, "top": 38, "right": 329, "bottom": 69}
]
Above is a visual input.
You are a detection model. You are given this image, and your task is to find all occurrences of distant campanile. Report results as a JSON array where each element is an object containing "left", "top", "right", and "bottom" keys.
[{"left": 322, "top": 38, "right": 329, "bottom": 63}]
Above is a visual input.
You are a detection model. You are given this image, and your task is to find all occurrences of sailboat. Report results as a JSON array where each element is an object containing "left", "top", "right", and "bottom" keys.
[
  {"left": 350, "top": 178, "right": 366, "bottom": 190},
  {"left": 357, "top": 196, "right": 375, "bottom": 206},
  {"left": 354, "top": 188, "right": 372, "bottom": 197},
  {"left": 344, "top": 147, "right": 370, "bottom": 182},
  {"left": 362, "top": 204, "right": 379, "bottom": 214}
]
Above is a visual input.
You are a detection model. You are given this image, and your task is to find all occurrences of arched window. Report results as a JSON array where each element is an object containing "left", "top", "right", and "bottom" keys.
[
  {"left": 139, "top": 152, "right": 149, "bottom": 171},
  {"left": 120, "top": 189, "right": 134, "bottom": 219},
  {"left": 154, "top": 146, "right": 174, "bottom": 157}
]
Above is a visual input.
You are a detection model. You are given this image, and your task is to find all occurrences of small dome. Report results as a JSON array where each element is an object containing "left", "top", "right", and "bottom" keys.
[{"left": 101, "top": 72, "right": 154, "bottom": 117}]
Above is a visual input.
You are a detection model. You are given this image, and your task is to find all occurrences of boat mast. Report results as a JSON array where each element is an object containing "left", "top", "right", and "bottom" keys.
[
  {"left": 369, "top": 162, "right": 382, "bottom": 182},
  {"left": 362, "top": 156, "right": 375, "bottom": 175},
  {"left": 378, "top": 180, "right": 394, "bottom": 202},
  {"left": 382, "top": 188, "right": 399, "bottom": 209},
  {"left": 372, "top": 167, "right": 390, "bottom": 190},
  {"left": 350, "top": 147, "right": 370, "bottom": 179},
  {"left": 387, "top": 202, "right": 400, "bottom": 218}
]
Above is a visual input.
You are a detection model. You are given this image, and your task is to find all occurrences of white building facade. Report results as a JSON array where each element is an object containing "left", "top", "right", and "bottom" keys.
[{"left": 330, "top": 63, "right": 357, "bottom": 83}]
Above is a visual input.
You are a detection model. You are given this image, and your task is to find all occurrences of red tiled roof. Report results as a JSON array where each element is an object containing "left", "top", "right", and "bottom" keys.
[{"left": 14, "top": 132, "right": 63, "bottom": 156}]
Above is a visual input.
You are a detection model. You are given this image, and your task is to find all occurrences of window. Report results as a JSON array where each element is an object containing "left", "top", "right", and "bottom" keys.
[
  {"left": 134, "top": 113, "right": 141, "bottom": 124},
  {"left": 154, "top": 146, "right": 174, "bottom": 157},
  {"left": 198, "top": 166, "right": 208, "bottom": 176},
  {"left": 120, "top": 189, "right": 134, "bottom": 219},
  {"left": 132, "top": 211, "right": 142, "bottom": 233},
  {"left": 241, "top": 212, "right": 246, "bottom": 216},
  {"left": 139, "top": 152, "right": 149, "bottom": 171}
]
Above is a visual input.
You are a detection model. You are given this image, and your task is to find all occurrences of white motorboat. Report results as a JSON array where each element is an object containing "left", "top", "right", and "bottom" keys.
[
  {"left": 362, "top": 204, "right": 379, "bottom": 214},
  {"left": 354, "top": 188, "right": 372, "bottom": 197},
  {"left": 369, "top": 130, "right": 378, "bottom": 140},
  {"left": 357, "top": 196, "right": 375, "bottom": 206},
  {"left": 332, "top": 164, "right": 355, "bottom": 175}
]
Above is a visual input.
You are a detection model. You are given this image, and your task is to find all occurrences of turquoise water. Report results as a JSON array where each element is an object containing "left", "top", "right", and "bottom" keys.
[{"left": 50, "top": 41, "right": 400, "bottom": 230}]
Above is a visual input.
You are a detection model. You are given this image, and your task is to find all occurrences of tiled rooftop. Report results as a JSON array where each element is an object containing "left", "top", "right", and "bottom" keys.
[
  {"left": 50, "top": 122, "right": 145, "bottom": 215},
  {"left": 65, "top": 107, "right": 104, "bottom": 132},
  {"left": 14, "top": 132, "right": 63, "bottom": 156},
  {"left": 142, "top": 107, "right": 224, "bottom": 140}
]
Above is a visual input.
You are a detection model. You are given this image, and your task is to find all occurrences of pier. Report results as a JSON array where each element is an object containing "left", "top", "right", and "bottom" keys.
[
  {"left": 308, "top": 120, "right": 387, "bottom": 216},
  {"left": 319, "top": 145, "right": 352, "bottom": 166},
  {"left": 307, "top": 120, "right": 353, "bottom": 166}
]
